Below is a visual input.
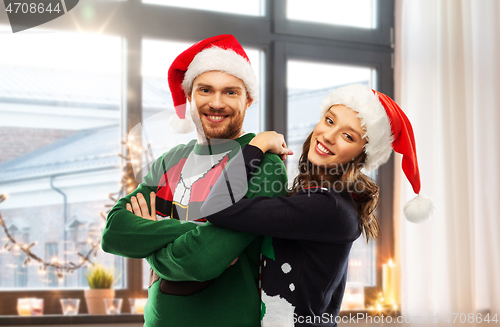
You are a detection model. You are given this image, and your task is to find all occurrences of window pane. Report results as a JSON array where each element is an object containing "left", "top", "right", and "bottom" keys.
[
  {"left": 0, "top": 27, "right": 124, "bottom": 289},
  {"left": 143, "top": 0, "right": 264, "bottom": 16},
  {"left": 286, "top": 59, "right": 376, "bottom": 286},
  {"left": 141, "top": 39, "right": 264, "bottom": 288},
  {"left": 287, "top": 0, "right": 376, "bottom": 29}
]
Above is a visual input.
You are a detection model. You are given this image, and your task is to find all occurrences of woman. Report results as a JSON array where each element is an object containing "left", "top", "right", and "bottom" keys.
[
  {"left": 199, "top": 84, "right": 434, "bottom": 326},
  {"left": 128, "top": 84, "right": 434, "bottom": 326}
]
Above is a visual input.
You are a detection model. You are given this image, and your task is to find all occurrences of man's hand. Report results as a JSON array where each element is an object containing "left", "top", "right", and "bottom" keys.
[{"left": 126, "top": 192, "right": 157, "bottom": 221}]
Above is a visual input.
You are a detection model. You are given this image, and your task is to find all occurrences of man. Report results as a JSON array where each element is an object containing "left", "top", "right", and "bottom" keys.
[{"left": 101, "top": 35, "right": 288, "bottom": 326}]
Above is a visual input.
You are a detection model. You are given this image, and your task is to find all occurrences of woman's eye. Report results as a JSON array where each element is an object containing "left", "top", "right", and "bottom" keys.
[
  {"left": 326, "top": 117, "right": 333, "bottom": 125},
  {"left": 345, "top": 134, "right": 354, "bottom": 141}
]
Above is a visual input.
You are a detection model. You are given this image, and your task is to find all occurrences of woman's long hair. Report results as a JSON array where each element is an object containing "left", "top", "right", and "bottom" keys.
[{"left": 290, "top": 132, "right": 381, "bottom": 242}]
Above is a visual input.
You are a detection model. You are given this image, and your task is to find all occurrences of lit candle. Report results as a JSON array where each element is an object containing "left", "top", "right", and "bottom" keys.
[
  {"left": 134, "top": 298, "right": 147, "bottom": 314},
  {"left": 382, "top": 259, "right": 397, "bottom": 306},
  {"left": 104, "top": 298, "right": 122, "bottom": 315},
  {"left": 17, "top": 299, "right": 31, "bottom": 316},
  {"left": 107, "top": 304, "right": 118, "bottom": 314},
  {"left": 60, "top": 298, "right": 80, "bottom": 315}
]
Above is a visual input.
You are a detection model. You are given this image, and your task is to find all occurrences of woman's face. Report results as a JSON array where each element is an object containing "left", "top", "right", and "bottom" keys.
[{"left": 308, "top": 105, "right": 367, "bottom": 169}]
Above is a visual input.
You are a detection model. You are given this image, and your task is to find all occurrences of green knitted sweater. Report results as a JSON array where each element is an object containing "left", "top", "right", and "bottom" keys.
[{"left": 102, "top": 133, "right": 288, "bottom": 326}]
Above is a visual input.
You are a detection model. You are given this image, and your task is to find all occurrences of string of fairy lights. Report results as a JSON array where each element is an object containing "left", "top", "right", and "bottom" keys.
[
  {"left": 0, "top": 138, "right": 151, "bottom": 282},
  {"left": 0, "top": 193, "right": 101, "bottom": 280}
]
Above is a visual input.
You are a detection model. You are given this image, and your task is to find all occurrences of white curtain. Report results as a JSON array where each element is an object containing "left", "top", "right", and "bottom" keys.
[{"left": 395, "top": 0, "right": 500, "bottom": 325}]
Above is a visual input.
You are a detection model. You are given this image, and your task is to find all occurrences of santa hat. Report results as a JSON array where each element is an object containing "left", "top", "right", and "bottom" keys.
[
  {"left": 167, "top": 34, "right": 258, "bottom": 133},
  {"left": 320, "top": 84, "right": 435, "bottom": 223}
]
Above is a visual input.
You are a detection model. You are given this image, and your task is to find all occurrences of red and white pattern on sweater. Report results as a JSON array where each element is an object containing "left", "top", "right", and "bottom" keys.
[{"left": 155, "top": 152, "right": 231, "bottom": 222}]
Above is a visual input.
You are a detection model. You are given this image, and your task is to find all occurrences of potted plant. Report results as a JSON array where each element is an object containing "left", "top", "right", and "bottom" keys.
[{"left": 84, "top": 263, "right": 116, "bottom": 314}]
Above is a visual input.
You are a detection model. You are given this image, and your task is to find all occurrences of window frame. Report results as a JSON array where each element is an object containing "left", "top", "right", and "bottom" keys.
[
  {"left": 272, "top": 0, "right": 394, "bottom": 46},
  {"left": 0, "top": 0, "right": 395, "bottom": 321}
]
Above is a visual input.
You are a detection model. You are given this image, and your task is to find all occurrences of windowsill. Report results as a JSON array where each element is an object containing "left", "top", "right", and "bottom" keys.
[
  {"left": 1, "top": 311, "right": 401, "bottom": 325},
  {"left": 0, "top": 314, "right": 144, "bottom": 326},
  {"left": 340, "top": 309, "right": 402, "bottom": 318}
]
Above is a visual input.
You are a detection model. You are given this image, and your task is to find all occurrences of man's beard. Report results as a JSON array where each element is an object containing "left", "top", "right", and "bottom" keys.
[{"left": 199, "top": 110, "right": 246, "bottom": 140}]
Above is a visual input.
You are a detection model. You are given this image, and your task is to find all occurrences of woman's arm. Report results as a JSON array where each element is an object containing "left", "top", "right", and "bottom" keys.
[
  {"left": 205, "top": 189, "right": 361, "bottom": 244},
  {"left": 202, "top": 136, "right": 359, "bottom": 243}
]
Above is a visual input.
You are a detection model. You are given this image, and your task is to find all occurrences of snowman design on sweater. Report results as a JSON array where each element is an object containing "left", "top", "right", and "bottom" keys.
[{"left": 260, "top": 236, "right": 296, "bottom": 327}]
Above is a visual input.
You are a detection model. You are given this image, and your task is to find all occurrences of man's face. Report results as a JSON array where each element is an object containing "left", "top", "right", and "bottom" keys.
[{"left": 187, "top": 71, "right": 253, "bottom": 140}]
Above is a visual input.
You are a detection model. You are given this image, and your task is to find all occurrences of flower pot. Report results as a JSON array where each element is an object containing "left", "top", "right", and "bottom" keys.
[{"left": 84, "top": 289, "right": 115, "bottom": 315}]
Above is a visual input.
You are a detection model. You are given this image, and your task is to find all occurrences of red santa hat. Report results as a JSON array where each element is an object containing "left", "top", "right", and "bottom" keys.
[
  {"left": 319, "top": 84, "right": 435, "bottom": 223},
  {"left": 167, "top": 34, "right": 258, "bottom": 133}
]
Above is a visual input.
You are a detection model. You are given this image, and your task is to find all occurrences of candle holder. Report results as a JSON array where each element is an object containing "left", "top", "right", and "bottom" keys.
[
  {"left": 17, "top": 298, "right": 44, "bottom": 316},
  {"left": 17, "top": 298, "right": 32, "bottom": 316},
  {"left": 104, "top": 298, "right": 122, "bottom": 315},
  {"left": 60, "top": 299, "right": 80, "bottom": 315},
  {"left": 341, "top": 282, "right": 364, "bottom": 311},
  {"left": 366, "top": 291, "right": 400, "bottom": 315},
  {"left": 129, "top": 298, "right": 147, "bottom": 314}
]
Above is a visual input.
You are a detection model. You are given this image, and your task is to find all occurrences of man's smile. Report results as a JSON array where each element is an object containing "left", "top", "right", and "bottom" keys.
[{"left": 204, "top": 114, "right": 229, "bottom": 123}]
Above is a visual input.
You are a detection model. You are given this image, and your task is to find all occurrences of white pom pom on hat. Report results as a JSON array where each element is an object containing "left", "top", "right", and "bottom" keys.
[
  {"left": 404, "top": 194, "right": 436, "bottom": 223},
  {"left": 168, "top": 113, "right": 196, "bottom": 134},
  {"left": 167, "top": 34, "right": 258, "bottom": 134},
  {"left": 320, "top": 84, "right": 435, "bottom": 223}
]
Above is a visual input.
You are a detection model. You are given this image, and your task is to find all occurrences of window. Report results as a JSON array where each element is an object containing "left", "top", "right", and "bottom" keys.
[
  {"left": 286, "top": 60, "right": 376, "bottom": 286},
  {"left": 287, "top": 0, "right": 377, "bottom": 28},
  {"left": 143, "top": 0, "right": 265, "bottom": 16},
  {"left": 0, "top": 29, "right": 124, "bottom": 290}
]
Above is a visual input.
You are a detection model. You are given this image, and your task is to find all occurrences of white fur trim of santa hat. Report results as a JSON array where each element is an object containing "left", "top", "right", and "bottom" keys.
[
  {"left": 319, "top": 84, "right": 394, "bottom": 171},
  {"left": 181, "top": 46, "right": 258, "bottom": 102}
]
